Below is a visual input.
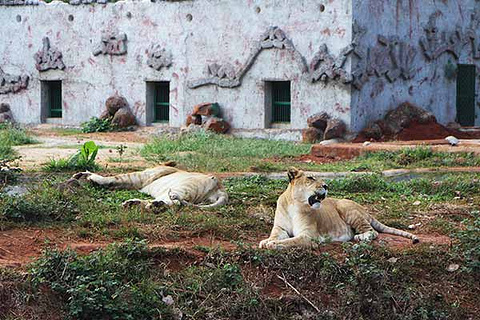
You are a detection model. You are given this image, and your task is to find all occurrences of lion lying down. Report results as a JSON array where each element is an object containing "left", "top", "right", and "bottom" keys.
[
  {"left": 72, "top": 162, "right": 228, "bottom": 210},
  {"left": 259, "top": 168, "right": 419, "bottom": 249}
]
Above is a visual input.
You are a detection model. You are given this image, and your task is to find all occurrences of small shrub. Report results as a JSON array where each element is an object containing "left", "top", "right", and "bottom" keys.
[
  {"left": 44, "top": 141, "right": 100, "bottom": 172},
  {"left": 81, "top": 117, "right": 115, "bottom": 133}
]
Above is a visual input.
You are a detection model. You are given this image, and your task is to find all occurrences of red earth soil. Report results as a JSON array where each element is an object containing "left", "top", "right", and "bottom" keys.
[{"left": 0, "top": 227, "right": 451, "bottom": 269}]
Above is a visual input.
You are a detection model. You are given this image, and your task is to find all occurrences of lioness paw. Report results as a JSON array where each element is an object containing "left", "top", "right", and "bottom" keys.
[
  {"left": 259, "top": 239, "right": 271, "bottom": 248},
  {"left": 72, "top": 171, "right": 92, "bottom": 180},
  {"left": 122, "top": 199, "right": 142, "bottom": 208}
]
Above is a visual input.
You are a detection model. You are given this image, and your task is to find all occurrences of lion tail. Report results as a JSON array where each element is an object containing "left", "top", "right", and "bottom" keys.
[{"left": 371, "top": 218, "right": 419, "bottom": 244}]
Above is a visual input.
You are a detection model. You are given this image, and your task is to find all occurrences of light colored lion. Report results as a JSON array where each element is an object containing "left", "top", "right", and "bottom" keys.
[
  {"left": 259, "top": 168, "right": 419, "bottom": 249},
  {"left": 72, "top": 162, "right": 228, "bottom": 210}
]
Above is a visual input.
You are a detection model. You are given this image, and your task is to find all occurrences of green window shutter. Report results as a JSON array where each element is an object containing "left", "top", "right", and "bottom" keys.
[
  {"left": 154, "top": 82, "right": 169, "bottom": 122},
  {"left": 272, "top": 81, "right": 291, "bottom": 123},
  {"left": 48, "top": 81, "right": 62, "bottom": 118}
]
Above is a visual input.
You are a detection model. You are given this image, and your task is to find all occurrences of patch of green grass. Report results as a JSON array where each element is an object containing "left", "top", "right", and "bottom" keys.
[
  {"left": 81, "top": 117, "right": 116, "bottom": 133},
  {"left": 0, "top": 123, "right": 36, "bottom": 160},
  {"left": 141, "top": 131, "right": 311, "bottom": 172},
  {"left": 142, "top": 133, "right": 480, "bottom": 173},
  {"left": 455, "top": 211, "right": 480, "bottom": 275}
]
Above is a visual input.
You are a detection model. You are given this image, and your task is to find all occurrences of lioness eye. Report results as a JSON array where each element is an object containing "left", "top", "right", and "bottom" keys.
[{"left": 307, "top": 176, "right": 315, "bottom": 181}]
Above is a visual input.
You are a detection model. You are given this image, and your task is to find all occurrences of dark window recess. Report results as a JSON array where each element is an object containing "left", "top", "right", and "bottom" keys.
[
  {"left": 271, "top": 81, "right": 291, "bottom": 123},
  {"left": 154, "top": 82, "right": 169, "bottom": 122},
  {"left": 456, "top": 64, "right": 476, "bottom": 126}
]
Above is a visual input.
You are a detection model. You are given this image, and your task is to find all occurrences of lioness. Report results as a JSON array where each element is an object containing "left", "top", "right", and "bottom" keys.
[
  {"left": 259, "top": 168, "right": 419, "bottom": 249},
  {"left": 72, "top": 162, "right": 228, "bottom": 210}
]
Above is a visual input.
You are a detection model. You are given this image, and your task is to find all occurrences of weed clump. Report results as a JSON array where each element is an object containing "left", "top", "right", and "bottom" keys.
[
  {"left": 44, "top": 140, "right": 100, "bottom": 172},
  {"left": 455, "top": 211, "right": 480, "bottom": 275},
  {"left": 0, "top": 123, "right": 36, "bottom": 160},
  {"left": 30, "top": 239, "right": 174, "bottom": 320}
]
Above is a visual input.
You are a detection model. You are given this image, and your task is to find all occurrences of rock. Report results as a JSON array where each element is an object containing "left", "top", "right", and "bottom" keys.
[
  {"left": 319, "top": 138, "right": 343, "bottom": 145},
  {"left": 307, "top": 112, "right": 330, "bottom": 131},
  {"left": 387, "top": 257, "right": 398, "bottom": 264},
  {"left": 384, "top": 102, "right": 436, "bottom": 135},
  {"left": 446, "top": 122, "right": 461, "bottom": 130},
  {"left": 162, "top": 295, "right": 175, "bottom": 306},
  {"left": 186, "top": 114, "right": 202, "bottom": 126},
  {"left": 112, "top": 107, "right": 137, "bottom": 128},
  {"left": 0, "top": 103, "right": 10, "bottom": 113},
  {"left": 192, "top": 102, "right": 221, "bottom": 117},
  {"left": 446, "top": 264, "right": 460, "bottom": 272},
  {"left": 445, "top": 136, "right": 459, "bottom": 146},
  {"left": 363, "top": 141, "right": 371, "bottom": 146},
  {"left": 324, "top": 118, "right": 346, "bottom": 140},
  {"left": 105, "top": 95, "right": 128, "bottom": 115},
  {"left": 362, "top": 122, "right": 383, "bottom": 140},
  {"left": 0, "top": 112, "right": 13, "bottom": 123},
  {"left": 302, "top": 127, "right": 323, "bottom": 143},
  {"left": 412, "top": 200, "right": 421, "bottom": 206},
  {"left": 204, "top": 117, "right": 230, "bottom": 134},
  {"left": 99, "top": 109, "right": 112, "bottom": 120}
]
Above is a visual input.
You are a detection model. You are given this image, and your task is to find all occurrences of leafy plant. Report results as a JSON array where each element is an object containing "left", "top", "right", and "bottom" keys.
[
  {"left": 44, "top": 141, "right": 100, "bottom": 172},
  {"left": 81, "top": 117, "right": 115, "bottom": 133}
]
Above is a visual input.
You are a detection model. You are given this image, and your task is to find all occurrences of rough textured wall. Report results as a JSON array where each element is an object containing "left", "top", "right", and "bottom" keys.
[
  {"left": 351, "top": 0, "right": 480, "bottom": 131},
  {"left": 0, "top": 0, "right": 353, "bottom": 131}
]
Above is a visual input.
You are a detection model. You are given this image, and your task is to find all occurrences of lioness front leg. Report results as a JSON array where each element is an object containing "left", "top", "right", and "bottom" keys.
[
  {"left": 259, "top": 226, "right": 290, "bottom": 248},
  {"left": 263, "top": 234, "right": 322, "bottom": 250}
]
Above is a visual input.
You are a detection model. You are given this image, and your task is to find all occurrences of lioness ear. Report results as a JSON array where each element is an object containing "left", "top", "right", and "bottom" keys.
[{"left": 287, "top": 167, "right": 302, "bottom": 182}]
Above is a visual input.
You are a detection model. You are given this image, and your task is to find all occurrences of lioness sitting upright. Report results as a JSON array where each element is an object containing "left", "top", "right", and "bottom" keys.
[
  {"left": 72, "top": 162, "right": 228, "bottom": 210},
  {"left": 259, "top": 168, "right": 418, "bottom": 249}
]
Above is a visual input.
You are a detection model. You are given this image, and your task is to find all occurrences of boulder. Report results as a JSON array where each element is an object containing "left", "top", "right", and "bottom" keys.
[
  {"left": 307, "top": 112, "right": 330, "bottom": 131},
  {"left": 0, "top": 103, "right": 10, "bottom": 113},
  {"left": 384, "top": 102, "right": 436, "bottom": 134},
  {"left": 192, "top": 102, "right": 221, "bottom": 117},
  {"left": 324, "top": 118, "right": 346, "bottom": 140},
  {"left": 186, "top": 114, "right": 202, "bottom": 126},
  {"left": 362, "top": 122, "right": 383, "bottom": 140},
  {"left": 204, "top": 117, "right": 230, "bottom": 134},
  {"left": 0, "top": 103, "right": 13, "bottom": 123},
  {"left": 302, "top": 127, "right": 323, "bottom": 143},
  {"left": 105, "top": 95, "right": 128, "bottom": 115},
  {"left": 99, "top": 109, "right": 112, "bottom": 120},
  {"left": 112, "top": 107, "right": 136, "bottom": 128}
]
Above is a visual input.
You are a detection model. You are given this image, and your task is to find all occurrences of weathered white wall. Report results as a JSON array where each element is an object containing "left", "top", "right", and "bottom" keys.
[
  {"left": 351, "top": 0, "right": 480, "bottom": 131},
  {"left": 0, "top": 0, "right": 353, "bottom": 133}
]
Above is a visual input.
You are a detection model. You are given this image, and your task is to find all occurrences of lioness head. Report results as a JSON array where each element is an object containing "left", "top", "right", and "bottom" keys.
[{"left": 287, "top": 167, "right": 328, "bottom": 209}]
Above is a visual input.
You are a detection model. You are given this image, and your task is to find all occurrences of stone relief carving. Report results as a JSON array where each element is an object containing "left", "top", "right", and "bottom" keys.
[
  {"left": 0, "top": 0, "right": 39, "bottom": 5},
  {"left": 188, "top": 26, "right": 307, "bottom": 89},
  {"left": 34, "top": 37, "right": 66, "bottom": 72},
  {"left": 0, "top": 68, "right": 29, "bottom": 94},
  {"left": 93, "top": 32, "right": 127, "bottom": 56},
  {"left": 309, "top": 44, "right": 353, "bottom": 84},
  {"left": 420, "top": 11, "right": 480, "bottom": 61},
  {"left": 146, "top": 44, "right": 173, "bottom": 71}
]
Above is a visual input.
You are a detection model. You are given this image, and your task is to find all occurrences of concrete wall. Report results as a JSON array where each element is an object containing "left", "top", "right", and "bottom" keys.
[
  {"left": 351, "top": 0, "right": 480, "bottom": 131},
  {"left": 0, "top": 0, "right": 353, "bottom": 134}
]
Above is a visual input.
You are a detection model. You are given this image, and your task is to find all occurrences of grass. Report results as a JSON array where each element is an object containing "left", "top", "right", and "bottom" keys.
[
  {"left": 141, "top": 132, "right": 480, "bottom": 173},
  {"left": 0, "top": 123, "right": 36, "bottom": 160},
  {"left": 141, "top": 130, "right": 311, "bottom": 172}
]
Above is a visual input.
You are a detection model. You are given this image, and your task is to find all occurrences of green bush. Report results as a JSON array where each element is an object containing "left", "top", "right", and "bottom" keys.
[
  {"left": 30, "top": 240, "right": 173, "bottom": 320},
  {"left": 81, "top": 117, "right": 115, "bottom": 133}
]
